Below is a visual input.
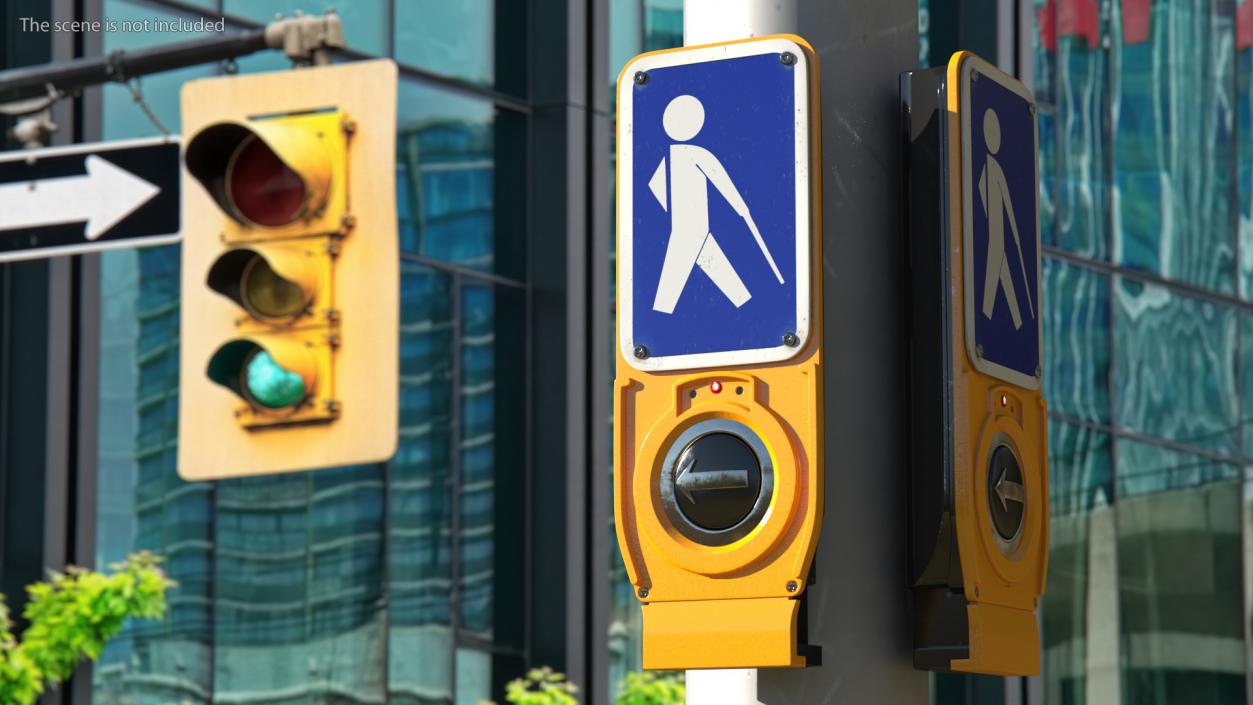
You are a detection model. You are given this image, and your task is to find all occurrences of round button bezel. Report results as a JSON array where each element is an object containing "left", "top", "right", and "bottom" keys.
[{"left": 658, "top": 418, "right": 775, "bottom": 546}]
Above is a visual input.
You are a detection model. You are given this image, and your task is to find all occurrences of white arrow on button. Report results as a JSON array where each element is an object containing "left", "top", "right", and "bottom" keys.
[
  {"left": 994, "top": 468, "right": 1025, "bottom": 511},
  {"left": 0, "top": 155, "right": 161, "bottom": 241}
]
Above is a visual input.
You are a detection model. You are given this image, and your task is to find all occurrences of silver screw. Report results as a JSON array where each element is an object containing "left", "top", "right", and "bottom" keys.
[
  {"left": 975, "top": 344, "right": 985, "bottom": 358},
  {"left": 634, "top": 71, "right": 648, "bottom": 85},
  {"left": 786, "top": 581, "right": 799, "bottom": 593},
  {"left": 780, "top": 52, "right": 796, "bottom": 66},
  {"left": 1028, "top": 103, "right": 1037, "bottom": 116},
  {"left": 782, "top": 332, "right": 800, "bottom": 347},
  {"left": 633, "top": 345, "right": 649, "bottom": 360},
  {"left": 638, "top": 587, "right": 650, "bottom": 599}
]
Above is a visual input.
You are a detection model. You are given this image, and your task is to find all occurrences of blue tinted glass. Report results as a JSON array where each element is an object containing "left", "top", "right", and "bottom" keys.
[
  {"left": 1042, "top": 422, "right": 1112, "bottom": 705},
  {"left": 1114, "top": 277, "right": 1239, "bottom": 455},
  {"left": 96, "top": 242, "right": 209, "bottom": 705},
  {"left": 1043, "top": 257, "right": 1109, "bottom": 424},
  {"left": 389, "top": 263, "right": 455, "bottom": 705},
  {"left": 398, "top": 80, "right": 525, "bottom": 279},
  {"left": 457, "top": 283, "right": 525, "bottom": 642},
  {"left": 395, "top": 1, "right": 493, "bottom": 85},
  {"left": 1112, "top": 1, "right": 1235, "bottom": 293},
  {"left": 1245, "top": 314, "right": 1253, "bottom": 453},
  {"left": 224, "top": 0, "right": 387, "bottom": 56},
  {"left": 643, "top": 0, "right": 683, "bottom": 51},
  {"left": 1117, "top": 443, "right": 1241, "bottom": 704},
  {"left": 454, "top": 648, "right": 492, "bottom": 705},
  {"left": 213, "top": 467, "right": 385, "bottom": 701},
  {"left": 1053, "top": 29, "right": 1108, "bottom": 258},
  {"left": 1241, "top": 6, "right": 1253, "bottom": 299}
]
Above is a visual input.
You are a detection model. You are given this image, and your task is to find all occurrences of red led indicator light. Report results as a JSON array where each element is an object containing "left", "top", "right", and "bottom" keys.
[{"left": 710, "top": 381, "right": 723, "bottom": 394}]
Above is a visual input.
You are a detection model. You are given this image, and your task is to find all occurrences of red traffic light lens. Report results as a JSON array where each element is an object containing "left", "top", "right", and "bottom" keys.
[{"left": 226, "top": 135, "right": 306, "bottom": 227}]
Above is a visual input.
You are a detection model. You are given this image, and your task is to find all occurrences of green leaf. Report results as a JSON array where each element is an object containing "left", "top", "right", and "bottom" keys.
[{"left": 0, "top": 553, "right": 172, "bottom": 705}]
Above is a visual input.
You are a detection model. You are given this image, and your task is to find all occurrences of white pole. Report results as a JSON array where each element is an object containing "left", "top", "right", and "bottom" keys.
[
  {"left": 680, "top": 5, "right": 798, "bottom": 704},
  {"left": 686, "top": 668, "right": 762, "bottom": 705},
  {"left": 683, "top": 0, "right": 796, "bottom": 46}
]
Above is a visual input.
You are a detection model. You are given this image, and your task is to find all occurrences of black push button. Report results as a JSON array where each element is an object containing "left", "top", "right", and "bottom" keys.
[{"left": 673, "top": 432, "right": 763, "bottom": 531}]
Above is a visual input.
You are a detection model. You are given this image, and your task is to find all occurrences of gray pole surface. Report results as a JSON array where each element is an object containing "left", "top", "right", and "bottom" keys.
[
  {"left": 757, "top": 0, "right": 926, "bottom": 703},
  {"left": 680, "top": 0, "right": 928, "bottom": 703}
]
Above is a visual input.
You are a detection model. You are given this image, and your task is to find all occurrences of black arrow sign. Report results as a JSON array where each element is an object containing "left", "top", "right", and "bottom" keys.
[{"left": 0, "top": 137, "right": 180, "bottom": 263}]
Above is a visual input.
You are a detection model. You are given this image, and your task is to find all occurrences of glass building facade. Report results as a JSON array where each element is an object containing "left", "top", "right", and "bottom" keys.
[{"left": 934, "top": 0, "right": 1253, "bottom": 703}]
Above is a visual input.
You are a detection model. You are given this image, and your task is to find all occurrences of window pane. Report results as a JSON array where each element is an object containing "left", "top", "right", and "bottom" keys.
[
  {"left": 457, "top": 282, "right": 526, "bottom": 643},
  {"left": 1051, "top": 13, "right": 1108, "bottom": 259},
  {"left": 454, "top": 648, "right": 491, "bottom": 705},
  {"left": 1243, "top": 314, "right": 1253, "bottom": 453},
  {"left": 609, "top": 0, "right": 684, "bottom": 106},
  {"left": 398, "top": 80, "right": 526, "bottom": 280},
  {"left": 95, "top": 243, "right": 212, "bottom": 705},
  {"left": 1241, "top": 1, "right": 1253, "bottom": 298},
  {"left": 1043, "top": 257, "right": 1110, "bottom": 424},
  {"left": 389, "top": 263, "right": 456, "bottom": 705},
  {"left": 1042, "top": 421, "right": 1114, "bottom": 705},
  {"left": 1112, "top": 0, "right": 1235, "bottom": 293},
  {"left": 395, "top": 1, "right": 493, "bottom": 86},
  {"left": 1117, "top": 442, "right": 1242, "bottom": 704},
  {"left": 1113, "top": 277, "right": 1238, "bottom": 455},
  {"left": 212, "top": 468, "right": 387, "bottom": 704},
  {"left": 224, "top": 0, "right": 387, "bottom": 57}
]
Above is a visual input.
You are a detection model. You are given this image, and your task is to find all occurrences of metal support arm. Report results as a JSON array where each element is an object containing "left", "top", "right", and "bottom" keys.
[{"left": 0, "top": 10, "right": 345, "bottom": 108}]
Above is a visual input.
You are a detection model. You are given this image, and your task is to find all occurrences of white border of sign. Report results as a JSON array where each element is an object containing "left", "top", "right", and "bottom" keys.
[
  {"left": 959, "top": 54, "right": 1042, "bottom": 391},
  {"left": 0, "top": 135, "right": 182, "bottom": 264},
  {"left": 617, "top": 36, "right": 811, "bottom": 373}
]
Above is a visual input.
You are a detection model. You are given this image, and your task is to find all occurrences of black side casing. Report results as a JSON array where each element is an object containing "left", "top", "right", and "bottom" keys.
[{"left": 901, "top": 67, "right": 970, "bottom": 671}]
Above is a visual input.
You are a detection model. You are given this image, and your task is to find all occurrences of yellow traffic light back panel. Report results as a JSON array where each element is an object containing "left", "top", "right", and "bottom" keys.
[
  {"left": 613, "top": 35, "right": 823, "bottom": 670},
  {"left": 902, "top": 52, "right": 1048, "bottom": 676},
  {"left": 178, "top": 60, "right": 399, "bottom": 480}
]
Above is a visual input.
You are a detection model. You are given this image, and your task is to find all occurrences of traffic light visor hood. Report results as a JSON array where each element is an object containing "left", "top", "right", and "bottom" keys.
[
  {"left": 207, "top": 246, "right": 318, "bottom": 322},
  {"left": 207, "top": 338, "right": 319, "bottom": 411},
  {"left": 185, "top": 120, "right": 333, "bottom": 228}
]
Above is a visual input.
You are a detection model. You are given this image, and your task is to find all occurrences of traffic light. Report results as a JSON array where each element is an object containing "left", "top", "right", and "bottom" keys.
[
  {"left": 177, "top": 59, "right": 399, "bottom": 481},
  {"left": 613, "top": 35, "right": 823, "bottom": 670},
  {"left": 901, "top": 51, "right": 1048, "bottom": 676}
]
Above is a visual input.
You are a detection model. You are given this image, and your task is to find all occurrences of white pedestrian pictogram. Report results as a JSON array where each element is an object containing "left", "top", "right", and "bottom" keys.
[
  {"left": 648, "top": 94, "right": 784, "bottom": 314},
  {"left": 978, "top": 108, "right": 1034, "bottom": 329}
]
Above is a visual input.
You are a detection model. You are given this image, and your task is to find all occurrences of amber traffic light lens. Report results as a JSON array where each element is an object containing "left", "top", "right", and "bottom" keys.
[
  {"left": 239, "top": 254, "right": 307, "bottom": 320},
  {"left": 226, "top": 135, "right": 307, "bottom": 227}
]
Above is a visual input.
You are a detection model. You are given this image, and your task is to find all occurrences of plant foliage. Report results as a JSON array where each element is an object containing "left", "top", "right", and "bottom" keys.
[
  {"left": 481, "top": 667, "right": 579, "bottom": 705},
  {"left": 0, "top": 552, "right": 173, "bottom": 705},
  {"left": 614, "top": 671, "right": 685, "bottom": 705}
]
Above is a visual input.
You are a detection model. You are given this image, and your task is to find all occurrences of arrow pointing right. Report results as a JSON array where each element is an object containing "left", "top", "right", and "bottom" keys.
[
  {"left": 994, "top": 468, "right": 1025, "bottom": 511},
  {"left": 676, "top": 446, "right": 750, "bottom": 504},
  {"left": 0, "top": 155, "right": 160, "bottom": 241}
]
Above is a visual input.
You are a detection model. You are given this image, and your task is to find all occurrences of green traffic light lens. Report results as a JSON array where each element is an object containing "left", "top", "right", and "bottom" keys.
[
  {"left": 240, "top": 255, "right": 306, "bottom": 319},
  {"left": 244, "top": 349, "right": 307, "bottom": 409}
]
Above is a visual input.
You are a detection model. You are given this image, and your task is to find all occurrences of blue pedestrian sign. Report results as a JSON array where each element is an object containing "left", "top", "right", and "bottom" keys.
[
  {"left": 617, "top": 37, "right": 814, "bottom": 372},
  {"left": 960, "top": 55, "right": 1041, "bottom": 390}
]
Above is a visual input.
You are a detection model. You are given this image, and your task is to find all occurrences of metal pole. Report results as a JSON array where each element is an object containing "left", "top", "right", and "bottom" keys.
[
  {"left": 680, "top": 5, "right": 793, "bottom": 704},
  {"left": 680, "top": 0, "right": 929, "bottom": 703}
]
